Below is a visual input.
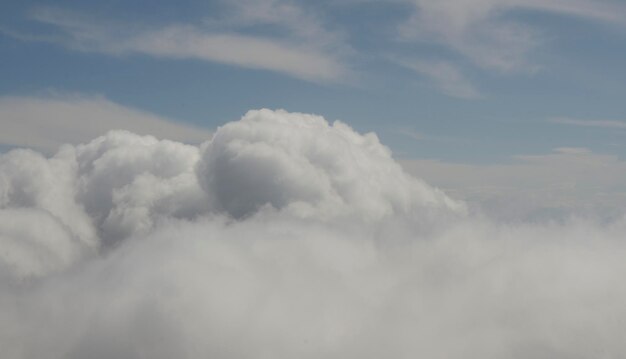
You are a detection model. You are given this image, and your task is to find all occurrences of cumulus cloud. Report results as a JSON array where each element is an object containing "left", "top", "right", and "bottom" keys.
[
  {"left": 0, "top": 94, "right": 212, "bottom": 152},
  {"left": 0, "top": 108, "right": 460, "bottom": 276},
  {"left": 1, "top": 109, "right": 626, "bottom": 358},
  {"left": 199, "top": 109, "right": 461, "bottom": 220}
]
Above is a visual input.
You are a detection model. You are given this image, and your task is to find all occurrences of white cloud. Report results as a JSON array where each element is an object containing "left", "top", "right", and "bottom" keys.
[
  {"left": 130, "top": 27, "right": 346, "bottom": 82},
  {"left": 198, "top": 109, "right": 463, "bottom": 220},
  {"left": 0, "top": 108, "right": 462, "bottom": 276},
  {"left": 25, "top": 5, "right": 349, "bottom": 83},
  {"left": 550, "top": 116, "right": 626, "bottom": 130},
  {"left": 0, "top": 94, "right": 212, "bottom": 152},
  {"left": 400, "top": 147, "right": 626, "bottom": 220},
  {"left": 516, "top": 0, "right": 626, "bottom": 25},
  {"left": 209, "top": 0, "right": 343, "bottom": 49},
  {"left": 7, "top": 214, "right": 626, "bottom": 359},
  {"left": 397, "top": 59, "right": 482, "bottom": 99},
  {"left": 400, "top": 0, "right": 626, "bottom": 72},
  {"left": 2, "top": 109, "right": 626, "bottom": 358}
]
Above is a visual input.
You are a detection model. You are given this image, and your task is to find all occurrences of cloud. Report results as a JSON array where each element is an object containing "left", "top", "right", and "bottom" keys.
[
  {"left": 400, "top": 147, "right": 626, "bottom": 220},
  {"left": 8, "top": 214, "right": 626, "bottom": 359},
  {"left": 208, "top": 0, "right": 343, "bottom": 49},
  {"left": 0, "top": 94, "right": 212, "bottom": 152},
  {"left": 400, "top": 0, "right": 626, "bottom": 72},
  {"left": 397, "top": 59, "right": 482, "bottom": 99},
  {"left": 129, "top": 27, "right": 346, "bottom": 82},
  {"left": 550, "top": 116, "right": 626, "bottom": 130},
  {"left": 0, "top": 108, "right": 462, "bottom": 276},
  {"left": 22, "top": 5, "right": 349, "bottom": 83},
  {"left": 2, "top": 109, "right": 626, "bottom": 358},
  {"left": 198, "top": 109, "right": 462, "bottom": 220}
]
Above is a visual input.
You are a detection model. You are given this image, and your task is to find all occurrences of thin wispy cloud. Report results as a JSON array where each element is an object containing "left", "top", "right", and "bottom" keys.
[
  {"left": 550, "top": 116, "right": 626, "bottom": 130},
  {"left": 23, "top": 5, "right": 349, "bottom": 83},
  {"left": 518, "top": 0, "right": 626, "bottom": 25},
  {"left": 396, "top": 128, "right": 425, "bottom": 141},
  {"left": 393, "top": 127, "right": 466, "bottom": 144},
  {"left": 7, "top": 0, "right": 624, "bottom": 96},
  {"left": 400, "top": 0, "right": 626, "bottom": 73},
  {"left": 397, "top": 59, "right": 482, "bottom": 99},
  {"left": 209, "top": 0, "right": 343, "bottom": 49},
  {"left": 0, "top": 94, "right": 212, "bottom": 152}
]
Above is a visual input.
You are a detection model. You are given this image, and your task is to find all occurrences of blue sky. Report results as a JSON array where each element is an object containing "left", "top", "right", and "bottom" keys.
[{"left": 1, "top": 0, "right": 626, "bottom": 165}]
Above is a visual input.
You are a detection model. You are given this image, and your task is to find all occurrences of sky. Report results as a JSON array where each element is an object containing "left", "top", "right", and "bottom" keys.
[
  {"left": 3, "top": 2, "right": 626, "bottom": 357},
  {"left": 2, "top": 0, "right": 626, "bottom": 217},
  {"left": 2, "top": 0, "right": 626, "bottom": 160}
]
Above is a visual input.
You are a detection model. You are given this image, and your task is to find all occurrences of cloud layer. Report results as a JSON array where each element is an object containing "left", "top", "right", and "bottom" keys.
[
  {"left": 401, "top": 147, "right": 626, "bottom": 220},
  {"left": 0, "top": 95, "right": 212, "bottom": 152},
  {"left": 1, "top": 109, "right": 626, "bottom": 358}
]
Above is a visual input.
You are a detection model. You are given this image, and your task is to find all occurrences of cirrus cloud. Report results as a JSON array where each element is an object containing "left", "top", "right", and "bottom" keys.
[{"left": 19, "top": 4, "right": 350, "bottom": 83}]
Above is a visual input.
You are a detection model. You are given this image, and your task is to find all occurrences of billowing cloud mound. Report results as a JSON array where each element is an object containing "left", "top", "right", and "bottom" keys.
[
  {"left": 73, "top": 131, "right": 207, "bottom": 245},
  {"left": 0, "top": 109, "right": 461, "bottom": 277},
  {"left": 199, "top": 109, "right": 462, "bottom": 220},
  {"left": 0, "top": 148, "right": 97, "bottom": 277},
  {"left": 0, "top": 131, "right": 207, "bottom": 276},
  {"left": 1, "top": 109, "right": 626, "bottom": 359}
]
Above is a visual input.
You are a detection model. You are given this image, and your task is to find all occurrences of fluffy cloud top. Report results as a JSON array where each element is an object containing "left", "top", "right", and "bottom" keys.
[
  {"left": 200, "top": 109, "right": 462, "bottom": 220},
  {"left": 1, "top": 109, "right": 625, "bottom": 358},
  {"left": 0, "top": 109, "right": 461, "bottom": 277}
]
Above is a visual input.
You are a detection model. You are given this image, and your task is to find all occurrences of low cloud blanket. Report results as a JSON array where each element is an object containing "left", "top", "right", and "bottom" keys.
[{"left": 1, "top": 109, "right": 625, "bottom": 358}]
